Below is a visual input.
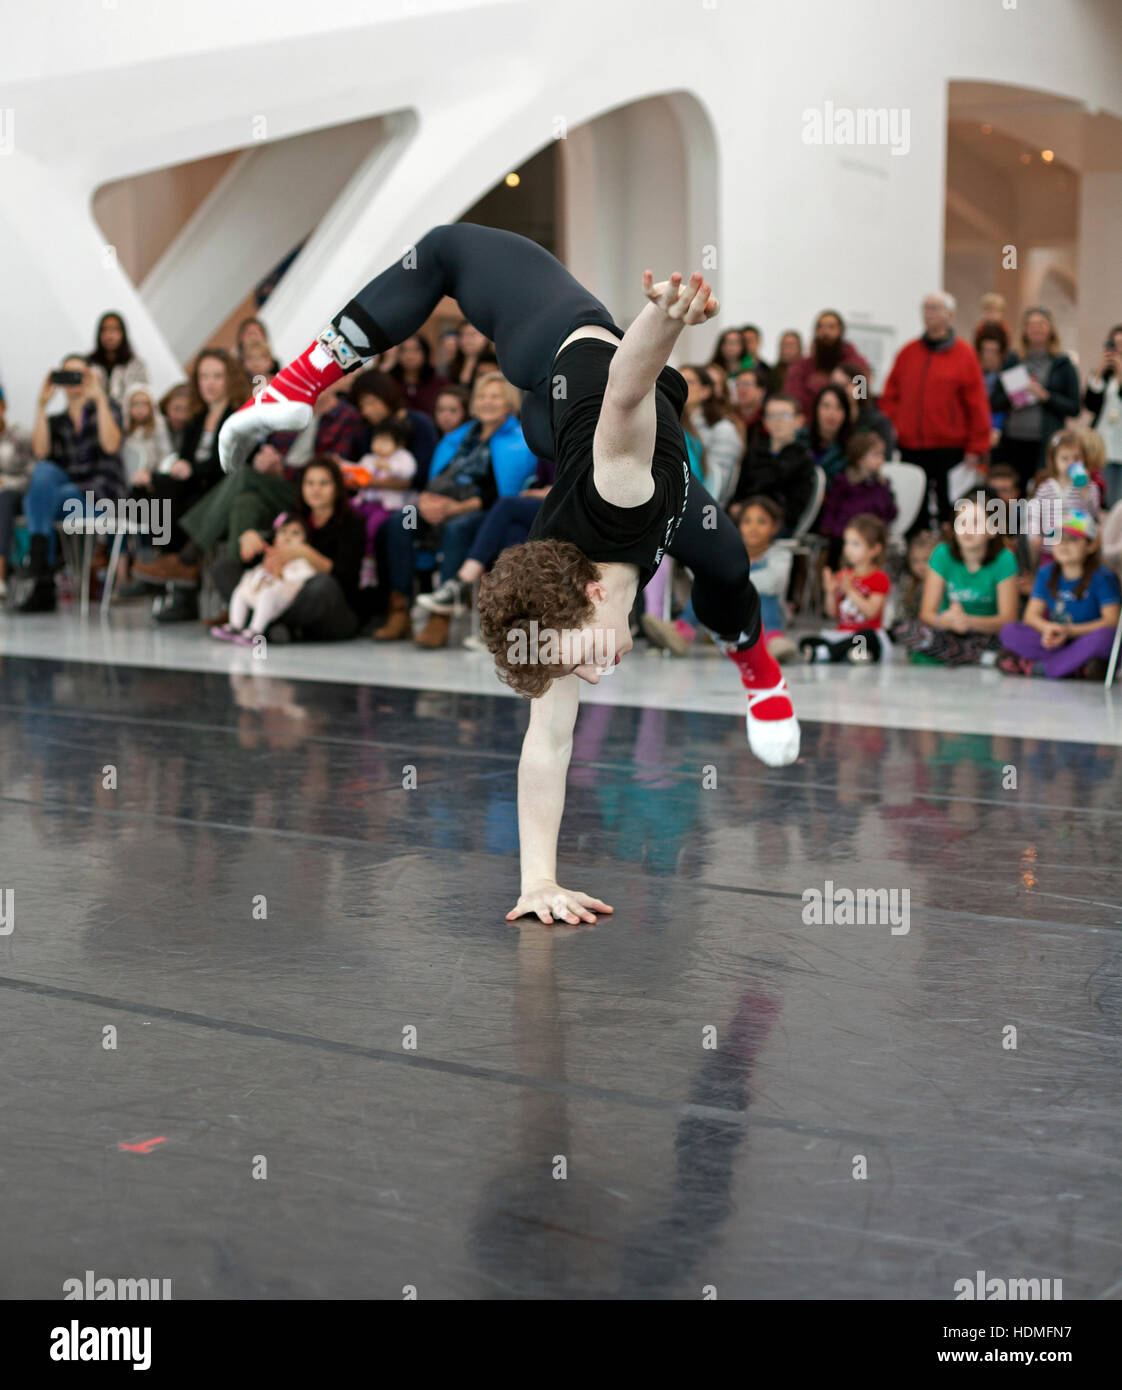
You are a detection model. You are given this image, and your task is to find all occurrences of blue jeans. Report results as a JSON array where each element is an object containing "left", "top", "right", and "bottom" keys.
[
  {"left": 466, "top": 496, "right": 542, "bottom": 567},
  {"left": 25, "top": 461, "right": 88, "bottom": 565},
  {"left": 382, "top": 507, "right": 488, "bottom": 593}
]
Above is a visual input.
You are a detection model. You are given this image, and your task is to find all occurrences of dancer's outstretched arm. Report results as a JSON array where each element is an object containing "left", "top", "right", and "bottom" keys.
[
  {"left": 505, "top": 676, "right": 614, "bottom": 926},
  {"left": 592, "top": 270, "right": 718, "bottom": 506}
]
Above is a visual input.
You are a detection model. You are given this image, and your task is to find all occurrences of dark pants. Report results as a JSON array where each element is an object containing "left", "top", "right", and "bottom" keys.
[
  {"left": 997, "top": 437, "right": 1045, "bottom": 491},
  {"left": 338, "top": 223, "right": 620, "bottom": 461},
  {"left": 147, "top": 473, "right": 207, "bottom": 552},
  {"left": 181, "top": 468, "right": 298, "bottom": 560},
  {"left": 0, "top": 486, "right": 21, "bottom": 565},
  {"left": 382, "top": 507, "right": 486, "bottom": 593},
  {"left": 467, "top": 496, "right": 543, "bottom": 567},
  {"left": 906, "top": 447, "right": 964, "bottom": 532},
  {"left": 336, "top": 224, "right": 758, "bottom": 641},
  {"left": 209, "top": 556, "right": 357, "bottom": 641}
]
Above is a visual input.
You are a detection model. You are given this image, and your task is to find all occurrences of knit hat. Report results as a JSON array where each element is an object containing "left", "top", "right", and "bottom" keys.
[{"left": 1061, "top": 507, "right": 1096, "bottom": 541}]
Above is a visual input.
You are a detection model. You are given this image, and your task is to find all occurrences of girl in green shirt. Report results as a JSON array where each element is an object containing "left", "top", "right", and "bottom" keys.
[{"left": 895, "top": 490, "right": 1020, "bottom": 665}]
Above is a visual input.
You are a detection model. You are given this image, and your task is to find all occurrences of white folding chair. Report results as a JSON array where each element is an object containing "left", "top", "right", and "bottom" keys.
[
  {"left": 882, "top": 462, "right": 927, "bottom": 542},
  {"left": 56, "top": 516, "right": 148, "bottom": 619}
]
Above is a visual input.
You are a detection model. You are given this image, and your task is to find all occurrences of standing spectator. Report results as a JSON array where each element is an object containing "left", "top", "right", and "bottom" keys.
[
  {"left": 447, "top": 320, "right": 498, "bottom": 388},
  {"left": 159, "top": 384, "right": 193, "bottom": 455},
  {"left": 390, "top": 335, "right": 450, "bottom": 417},
  {"left": 802, "top": 384, "right": 852, "bottom": 480},
  {"left": 1082, "top": 322, "right": 1122, "bottom": 508},
  {"left": 680, "top": 364, "right": 743, "bottom": 506},
  {"left": 975, "top": 329, "right": 1010, "bottom": 456},
  {"left": 709, "top": 329, "right": 746, "bottom": 379},
  {"left": 879, "top": 291, "right": 990, "bottom": 529},
  {"left": 730, "top": 367, "right": 768, "bottom": 451},
  {"left": 973, "top": 293, "right": 1013, "bottom": 355},
  {"left": 87, "top": 311, "right": 148, "bottom": 410},
  {"left": 769, "top": 330, "right": 804, "bottom": 395},
  {"left": 784, "top": 310, "right": 871, "bottom": 418},
  {"left": 0, "top": 386, "right": 35, "bottom": 601},
  {"left": 16, "top": 356, "right": 124, "bottom": 613},
  {"left": 999, "top": 306, "right": 1080, "bottom": 487},
  {"left": 433, "top": 386, "right": 471, "bottom": 439}
]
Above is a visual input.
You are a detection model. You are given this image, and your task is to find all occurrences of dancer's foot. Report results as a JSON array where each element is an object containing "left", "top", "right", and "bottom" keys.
[
  {"left": 218, "top": 326, "right": 367, "bottom": 472},
  {"left": 716, "top": 631, "right": 800, "bottom": 766},
  {"left": 417, "top": 576, "right": 469, "bottom": 614}
]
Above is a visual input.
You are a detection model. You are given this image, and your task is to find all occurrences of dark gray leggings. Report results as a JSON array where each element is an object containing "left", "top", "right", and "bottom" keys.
[{"left": 337, "top": 223, "right": 619, "bottom": 460}]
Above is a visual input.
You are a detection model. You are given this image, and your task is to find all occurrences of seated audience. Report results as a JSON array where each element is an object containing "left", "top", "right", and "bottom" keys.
[
  {"left": 211, "top": 512, "right": 320, "bottom": 644},
  {"left": 680, "top": 364, "right": 743, "bottom": 507},
  {"left": 130, "top": 349, "right": 250, "bottom": 621},
  {"left": 88, "top": 311, "right": 148, "bottom": 409},
  {"left": 17, "top": 356, "right": 124, "bottom": 614},
  {"left": 390, "top": 335, "right": 450, "bottom": 417},
  {"left": 447, "top": 320, "right": 498, "bottom": 389},
  {"left": 351, "top": 370, "right": 437, "bottom": 486},
  {"left": 819, "top": 431, "right": 897, "bottom": 567},
  {"left": 0, "top": 385, "right": 35, "bottom": 601},
  {"left": 121, "top": 383, "right": 172, "bottom": 482},
  {"left": 888, "top": 530, "right": 940, "bottom": 638},
  {"left": 801, "top": 514, "right": 892, "bottom": 664},
  {"left": 1028, "top": 428, "right": 1102, "bottom": 567},
  {"left": 373, "top": 372, "right": 534, "bottom": 648},
  {"left": 893, "top": 489, "right": 1019, "bottom": 665},
  {"left": 433, "top": 386, "right": 471, "bottom": 439},
  {"left": 769, "top": 330, "right": 804, "bottom": 396},
  {"left": 210, "top": 456, "right": 365, "bottom": 643},
  {"left": 709, "top": 329, "right": 746, "bottom": 380},
  {"left": 730, "top": 367, "right": 768, "bottom": 450},
  {"left": 1076, "top": 425, "right": 1111, "bottom": 507},
  {"left": 1083, "top": 324, "right": 1122, "bottom": 508},
  {"left": 785, "top": 310, "right": 871, "bottom": 418},
  {"left": 832, "top": 362, "right": 896, "bottom": 454},
  {"left": 730, "top": 393, "right": 814, "bottom": 534},
  {"left": 739, "top": 324, "right": 770, "bottom": 383},
  {"left": 159, "top": 383, "right": 194, "bottom": 455},
  {"left": 985, "top": 461, "right": 1035, "bottom": 601},
  {"left": 347, "top": 418, "right": 417, "bottom": 587},
  {"left": 998, "top": 508, "right": 1120, "bottom": 679},
  {"left": 801, "top": 384, "right": 852, "bottom": 480},
  {"left": 417, "top": 458, "right": 555, "bottom": 630}
]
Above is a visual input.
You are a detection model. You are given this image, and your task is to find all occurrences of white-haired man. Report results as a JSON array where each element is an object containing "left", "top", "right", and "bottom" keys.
[{"left": 881, "top": 291, "right": 991, "bottom": 531}]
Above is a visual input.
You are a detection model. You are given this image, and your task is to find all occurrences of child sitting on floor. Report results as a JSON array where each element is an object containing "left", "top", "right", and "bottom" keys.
[
  {"left": 1029, "top": 429, "right": 1101, "bottom": 565},
  {"left": 211, "top": 514, "right": 318, "bottom": 645},
  {"left": 894, "top": 488, "right": 1020, "bottom": 666},
  {"left": 889, "top": 530, "right": 939, "bottom": 638},
  {"left": 998, "top": 508, "right": 1120, "bottom": 678},
  {"left": 818, "top": 430, "right": 897, "bottom": 568},
  {"left": 986, "top": 461, "right": 1036, "bottom": 603},
  {"left": 800, "top": 513, "right": 892, "bottom": 664},
  {"left": 641, "top": 495, "right": 797, "bottom": 662}
]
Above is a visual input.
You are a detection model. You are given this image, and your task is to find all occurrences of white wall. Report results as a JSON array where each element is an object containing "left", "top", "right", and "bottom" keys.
[{"left": 1, "top": 0, "right": 1120, "bottom": 423}]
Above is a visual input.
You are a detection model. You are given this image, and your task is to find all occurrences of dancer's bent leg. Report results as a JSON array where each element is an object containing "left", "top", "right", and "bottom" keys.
[
  {"left": 666, "top": 478, "right": 799, "bottom": 766},
  {"left": 221, "top": 225, "right": 619, "bottom": 471}
]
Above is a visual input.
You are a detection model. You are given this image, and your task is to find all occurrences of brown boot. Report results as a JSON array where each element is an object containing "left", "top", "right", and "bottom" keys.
[
  {"left": 414, "top": 612, "right": 451, "bottom": 648},
  {"left": 372, "top": 592, "right": 413, "bottom": 640},
  {"left": 132, "top": 552, "right": 200, "bottom": 586}
]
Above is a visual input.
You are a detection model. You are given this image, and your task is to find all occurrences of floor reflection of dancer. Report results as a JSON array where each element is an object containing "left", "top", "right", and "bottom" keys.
[{"left": 218, "top": 225, "right": 800, "bottom": 925}]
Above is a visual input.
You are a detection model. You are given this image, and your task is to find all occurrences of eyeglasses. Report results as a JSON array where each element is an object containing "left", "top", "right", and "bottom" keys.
[{"left": 765, "top": 410, "right": 796, "bottom": 421}]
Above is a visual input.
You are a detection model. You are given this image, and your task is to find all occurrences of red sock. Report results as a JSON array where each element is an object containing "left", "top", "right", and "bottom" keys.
[
  {"left": 235, "top": 331, "right": 354, "bottom": 414},
  {"left": 725, "top": 636, "right": 792, "bottom": 720}
]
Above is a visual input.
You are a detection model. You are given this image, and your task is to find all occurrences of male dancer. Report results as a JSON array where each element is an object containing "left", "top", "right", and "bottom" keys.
[{"left": 219, "top": 224, "right": 799, "bottom": 925}]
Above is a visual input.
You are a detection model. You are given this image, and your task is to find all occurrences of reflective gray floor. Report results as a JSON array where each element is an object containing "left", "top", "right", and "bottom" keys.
[{"left": 0, "top": 655, "right": 1119, "bottom": 1299}]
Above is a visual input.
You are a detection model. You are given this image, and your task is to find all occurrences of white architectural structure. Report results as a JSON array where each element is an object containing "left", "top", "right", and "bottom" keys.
[{"left": 1, "top": 0, "right": 1120, "bottom": 422}]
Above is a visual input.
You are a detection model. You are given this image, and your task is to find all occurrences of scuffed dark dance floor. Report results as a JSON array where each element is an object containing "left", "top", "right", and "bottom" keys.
[{"left": 1, "top": 655, "right": 1119, "bottom": 1300}]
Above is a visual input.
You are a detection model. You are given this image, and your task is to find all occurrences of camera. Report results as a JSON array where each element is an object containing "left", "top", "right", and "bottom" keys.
[{"left": 50, "top": 369, "right": 85, "bottom": 387}]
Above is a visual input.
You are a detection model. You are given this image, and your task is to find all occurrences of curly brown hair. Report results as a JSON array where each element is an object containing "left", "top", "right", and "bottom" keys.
[{"left": 477, "top": 540, "right": 599, "bottom": 697}]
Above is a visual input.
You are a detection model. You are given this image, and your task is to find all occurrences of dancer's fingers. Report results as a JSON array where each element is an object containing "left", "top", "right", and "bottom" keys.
[{"left": 579, "top": 897, "right": 614, "bottom": 913}]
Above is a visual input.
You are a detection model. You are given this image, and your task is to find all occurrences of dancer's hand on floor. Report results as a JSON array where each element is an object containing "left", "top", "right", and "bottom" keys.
[
  {"left": 506, "top": 882, "right": 614, "bottom": 926},
  {"left": 642, "top": 270, "right": 719, "bottom": 325}
]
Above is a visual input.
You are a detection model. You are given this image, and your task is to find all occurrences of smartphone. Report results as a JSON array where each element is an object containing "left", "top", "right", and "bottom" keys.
[{"left": 50, "top": 369, "right": 85, "bottom": 387}]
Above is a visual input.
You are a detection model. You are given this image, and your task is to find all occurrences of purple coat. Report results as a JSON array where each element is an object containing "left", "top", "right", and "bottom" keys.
[{"left": 819, "top": 473, "right": 897, "bottom": 539}]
